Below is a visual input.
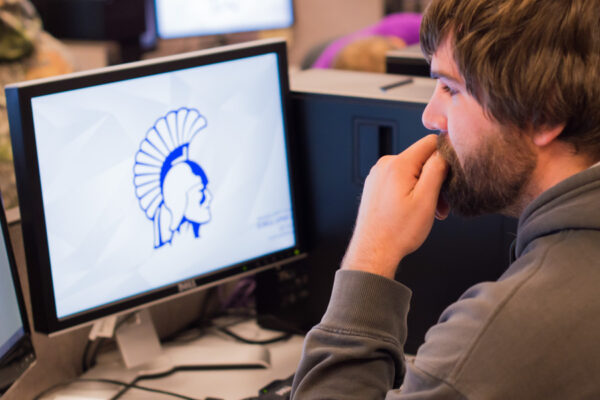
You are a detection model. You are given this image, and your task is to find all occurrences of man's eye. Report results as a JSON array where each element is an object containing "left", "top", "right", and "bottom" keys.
[{"left": 441, "top": 84, "right": 458, "bottom": 96}]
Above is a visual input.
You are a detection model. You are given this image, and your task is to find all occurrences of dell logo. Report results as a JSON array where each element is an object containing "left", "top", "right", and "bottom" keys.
[{"left": 177, "top": 279, "right": 197, "bottom": 292}]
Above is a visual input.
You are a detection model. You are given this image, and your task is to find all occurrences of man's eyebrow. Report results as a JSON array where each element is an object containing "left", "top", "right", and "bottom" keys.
[{"left": 430, "top": 70, "right": 462, "bottom": 84}]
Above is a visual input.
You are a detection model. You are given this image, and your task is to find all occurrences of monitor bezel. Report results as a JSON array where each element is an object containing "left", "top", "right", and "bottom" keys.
[
  {"left": 6, "top": 38, "right": 305, "bottom": 334},
  {"left": 154, "top": 0, "right": 295, "bottom": 40},
  {"left": 0, "top": 192, "right": 35, "bottom": 392}
]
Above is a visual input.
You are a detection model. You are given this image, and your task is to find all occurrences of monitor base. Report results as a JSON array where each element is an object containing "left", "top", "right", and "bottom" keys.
[
  {"left": 97, "top": 311, "right": 271, "bottom": 377},
  {"left": 133, "top": 336, "right": 271, "bottom": 378}
]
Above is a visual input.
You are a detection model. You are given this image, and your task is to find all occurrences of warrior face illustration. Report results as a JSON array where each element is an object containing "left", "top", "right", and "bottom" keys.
[
  {"left": 161, "top": 146, "right": 212, "bottom": 236},
  {"left": 133, "top": 107, "right": 212, "bottom": 248}
]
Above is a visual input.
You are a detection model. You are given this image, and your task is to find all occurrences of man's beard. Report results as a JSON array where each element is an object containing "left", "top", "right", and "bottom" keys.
[{"left": 436, "top": 131, "right": 537, "bottom": 217}]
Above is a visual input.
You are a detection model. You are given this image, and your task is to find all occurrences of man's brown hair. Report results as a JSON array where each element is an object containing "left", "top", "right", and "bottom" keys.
[{"left": 420, "top": 0, "right": 600, "bottom": 160}]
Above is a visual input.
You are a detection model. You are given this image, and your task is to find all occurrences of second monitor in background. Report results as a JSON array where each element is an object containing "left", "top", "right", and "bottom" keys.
[
  {"left": 155, "top": 0, "right": 294, "bottom": 40},
  {"left": 0, "top": 193, "right": 35, "bottom": 395}
]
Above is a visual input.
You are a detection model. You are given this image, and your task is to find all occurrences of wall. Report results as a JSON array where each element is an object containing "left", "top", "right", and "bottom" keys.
[{"left": 287, "top": 0, "right": 383, "bottom": 66}]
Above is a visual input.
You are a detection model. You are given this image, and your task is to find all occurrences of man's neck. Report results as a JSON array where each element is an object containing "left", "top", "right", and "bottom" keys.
[
  {"left": 510, "top": 142, "right": 594, "bottom": 218},
  {"left": 534, "top": 143, "right": 593, "bottom": 193}
]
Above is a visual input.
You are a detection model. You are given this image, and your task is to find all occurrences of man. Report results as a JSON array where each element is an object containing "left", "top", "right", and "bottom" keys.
[{"left": 290, "top": 0, "right": 600, "bottom": 398}]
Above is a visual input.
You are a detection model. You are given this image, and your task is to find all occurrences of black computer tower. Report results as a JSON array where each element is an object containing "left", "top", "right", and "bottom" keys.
[
  {"left": 386, "top": 45, "right": 430, "bottom": 77},
  {"left": 31, "top": 0, "right": 156, "bottom": 62},
  {"left": 256, "top": 70, "right": 516, "bottom": 354}
]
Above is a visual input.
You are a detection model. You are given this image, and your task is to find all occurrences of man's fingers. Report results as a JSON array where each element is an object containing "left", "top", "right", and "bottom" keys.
[
  {"left": 400, "top": 134, "right": 439, "bottom": 169},
  {"left": 435, "top": 193, "right": 450, "bottom": 220},
  {"left": 413, "top": 150, "right": 448, "bottom": 207}
]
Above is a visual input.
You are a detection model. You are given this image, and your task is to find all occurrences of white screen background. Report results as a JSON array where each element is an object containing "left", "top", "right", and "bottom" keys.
[
  {"left": 30, "top": 53, "right": 295, "bottom": 318},
  {"left": 0, "top": 226, "right": 23, "bottom": 355}
]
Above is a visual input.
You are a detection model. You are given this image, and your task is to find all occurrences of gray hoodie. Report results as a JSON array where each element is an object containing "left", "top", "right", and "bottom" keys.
[{"left": 291, "top": 165, "right": 600, "bottom": 399}]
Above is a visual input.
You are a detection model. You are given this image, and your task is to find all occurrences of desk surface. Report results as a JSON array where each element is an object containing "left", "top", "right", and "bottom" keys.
[{"left": 44, "top": 320, "right": 305, "bottom": 400}]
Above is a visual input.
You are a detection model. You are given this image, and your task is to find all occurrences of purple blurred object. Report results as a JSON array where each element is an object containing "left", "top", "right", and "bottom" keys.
[{"left": 311, "top": 12, "right": 422, "bottom": 69}]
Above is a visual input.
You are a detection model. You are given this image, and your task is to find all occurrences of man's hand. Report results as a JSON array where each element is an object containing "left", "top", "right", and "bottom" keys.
[{"left": 341, "top": 134, "right": 449, "bottom": 279}]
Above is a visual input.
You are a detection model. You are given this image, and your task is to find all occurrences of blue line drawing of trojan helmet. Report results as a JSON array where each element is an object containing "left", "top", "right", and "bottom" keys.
[{"left": 133, "top": 107, "right": 212, "bottom": 248}]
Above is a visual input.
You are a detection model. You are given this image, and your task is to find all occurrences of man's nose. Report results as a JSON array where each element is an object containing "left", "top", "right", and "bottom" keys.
[{"left": 422, "top": 88, "right": 447, "bottom": 132}]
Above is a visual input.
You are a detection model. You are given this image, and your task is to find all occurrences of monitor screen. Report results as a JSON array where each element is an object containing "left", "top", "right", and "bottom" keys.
[
  {"left": 0, "top": 236, "right": 24, "bottom": 360},
  {"left": 6, "top": 39, "right": 304, "bottom": 333},
  {"left": 155, "top": 0, "right": 294, "bottom": 39},
  {"left": 0, "top": 195, "right": 35, "bottom": 393}
]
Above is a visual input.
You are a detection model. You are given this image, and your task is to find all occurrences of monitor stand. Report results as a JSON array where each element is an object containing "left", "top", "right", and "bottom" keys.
[
  {"left": 114, "top": 309, "right": 162, "bottom": 368},
  {"left": 101, "top": 309, "right": 271, "bottom": 376}
]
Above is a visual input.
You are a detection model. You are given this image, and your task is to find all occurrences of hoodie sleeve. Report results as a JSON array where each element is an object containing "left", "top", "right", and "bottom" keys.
[{"left": 290, "top": 269, "right": 465, "bottom": 400}]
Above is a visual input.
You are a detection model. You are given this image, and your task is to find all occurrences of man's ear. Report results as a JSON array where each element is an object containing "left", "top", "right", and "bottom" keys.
[{"left": 532, "top": 124, "right": 565, "bottom": 147}]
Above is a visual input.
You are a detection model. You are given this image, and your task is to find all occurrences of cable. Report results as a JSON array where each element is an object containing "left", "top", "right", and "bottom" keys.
[
  {"left": 215, "top": 326, "right": 293, "bottom": 345},
  {"left": 160, "top": 286, "right": 219, "bottom": 345},
  {"left": 108, "top": 382, "right": 132, "bottom": 400},
  {"left": 81, "top": 312, "right": 142, "bottom": 372},
  {"left": 81, "top": 337, "right": 108, "bottom": 372},
  {"left": 33, "top": 377, "right": 201, "bottom": 400},
  {"left": 109, "top": 364, "right": 262, "bottom": 400},
  {"left": 81, "top": 339, "right": 93, "bottom": 372}
]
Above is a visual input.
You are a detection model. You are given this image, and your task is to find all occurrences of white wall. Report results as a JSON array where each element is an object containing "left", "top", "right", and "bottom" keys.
[{"left": 288, "top": 0, "right": 384, "bottom": 66}]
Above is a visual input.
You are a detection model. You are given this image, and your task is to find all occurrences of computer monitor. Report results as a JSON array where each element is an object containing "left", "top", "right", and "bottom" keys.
[
  {"left": 0, "top": 194, "right": 36, "bottom": 394},
  {"left": 154, "top": 0, "right": 294, "bottom": 39},
  {"left": 5, "top": 39, "right": 304, "bottom": 349}
]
